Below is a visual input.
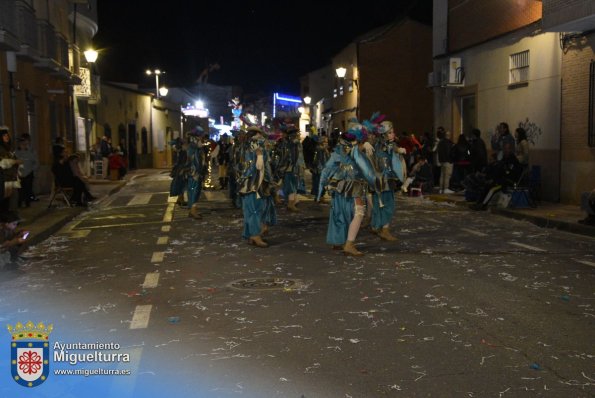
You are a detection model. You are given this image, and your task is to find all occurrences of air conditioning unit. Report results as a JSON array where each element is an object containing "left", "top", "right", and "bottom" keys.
[{"left": 448, "top": 57, "right": 465, "bottom": 86}]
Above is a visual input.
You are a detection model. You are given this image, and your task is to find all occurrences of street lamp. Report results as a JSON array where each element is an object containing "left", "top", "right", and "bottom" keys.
[
  {"left": 303, "top": 96, "right": 311, "bottom": 105},
  {"left": 159, "top": 87, "right": 169, "bottom": 97},
  {"left": 146, "top": 69, "right": 166, "bottom": 98},
  {"left": 335, "top": 67, "right": 347, "bottom": 79},
  {"left": 84, "top": 49, "right": 98, "bottom": 63}
]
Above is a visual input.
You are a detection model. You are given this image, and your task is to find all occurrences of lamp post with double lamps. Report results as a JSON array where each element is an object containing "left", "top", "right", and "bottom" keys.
[{"left": 145, "top": 69, "right": 168, "bottom": 98}]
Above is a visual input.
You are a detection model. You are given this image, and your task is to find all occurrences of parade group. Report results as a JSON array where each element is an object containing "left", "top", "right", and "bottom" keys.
[{"left": 168, "top": 113, "right": 407, "bottom": 257}]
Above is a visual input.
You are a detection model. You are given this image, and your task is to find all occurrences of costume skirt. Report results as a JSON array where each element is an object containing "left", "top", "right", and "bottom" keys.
[
  {"left": 242, "top": 192, "right": 263, "bottom": 239},
  {"left": 371, "top": 190, "right": 395, "bottom": 230},
  {"left": 326, "top": 193, "right": 355, "bottom": 245}
]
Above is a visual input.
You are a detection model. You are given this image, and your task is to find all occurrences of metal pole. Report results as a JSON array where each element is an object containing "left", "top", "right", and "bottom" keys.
[{"left": 155, "top": 74, "right": 160, "bottom": 98}]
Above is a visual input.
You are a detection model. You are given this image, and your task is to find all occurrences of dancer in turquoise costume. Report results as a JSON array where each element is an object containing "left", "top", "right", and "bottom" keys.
[
  {"left": 317, "top": 121, "right": 376, "bottom": 256},
  {"left": 369, "top": 119, "right": 407, "bottom": 240},
  {"left": 186, "top": 127, "right": 208, "bottom": 219},
  {"left": 238, "top": 126, "right": 277, "bottom": 248},
  {"left": 275, "top": 125, "right": 305, "bottom": 211},
  {"left": 229, "top": 129, "right": 248, "bottom": 209}
]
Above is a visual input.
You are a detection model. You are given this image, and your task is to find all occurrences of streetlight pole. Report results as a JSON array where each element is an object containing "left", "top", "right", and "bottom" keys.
[{"left": 146, "top": 69, "right": 163, "bottom": 98}]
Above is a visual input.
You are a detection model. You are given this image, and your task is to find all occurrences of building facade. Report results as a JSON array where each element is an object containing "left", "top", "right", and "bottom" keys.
[
  {"left": 330, "top": 18, "right": 433, "bottom": 135},
  {"left": 432, "top": 0, "right": 566, "bottom": 202},
  {"left": 0, "top": 0, "right": 97, "bottom": 193},
  {"left": 542, "top": 0, "right": 595, "bottom": 204}
]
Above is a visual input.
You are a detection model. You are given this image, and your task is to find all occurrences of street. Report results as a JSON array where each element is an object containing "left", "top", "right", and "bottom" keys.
[{"left": 1, "top": 170, "right": 594, "bottom": 398}]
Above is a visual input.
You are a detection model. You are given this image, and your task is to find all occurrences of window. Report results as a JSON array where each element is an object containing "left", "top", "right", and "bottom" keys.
[{"left": 509, "top": 50, "right": 529, "bottom": 85}]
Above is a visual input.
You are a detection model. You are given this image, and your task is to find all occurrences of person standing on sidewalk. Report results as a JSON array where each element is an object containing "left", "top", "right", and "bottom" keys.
[
  {"left": 15, "top": 134, "right": 39, "bottom": 208},
  {"left": 318, "top": 121, "right": 376, "bottom": 256},
  {"left": 0, "top": 126, "right": 23, "bottom": 214},
  {"left": 437, "top": 131, "right": 455, "bottom": 194},
  {"left": 100, "top": 135, "right": 111, "bottom": 179}
]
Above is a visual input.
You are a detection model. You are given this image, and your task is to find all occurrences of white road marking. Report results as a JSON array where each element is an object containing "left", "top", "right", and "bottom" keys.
[
  {"left": 157, "top": 236, "right": 168, "bottom": 245},
  {"left": 151, "top": 252, "right": 164, "bottom": 263},
  {"left": 142, "top": 272, "right": 160, "bottom": 288},
  {"left": 128, "top": 193, "right": 152, "bottom": 206},
  {"left": 70, "top": 230, "right": 91, "bottom": 238},
  {"left": 167, "top": 196, "right": 178, "bottom": 203},
  {"left": 161, "top": 225, "right": 171, "bottom": 232},
  {"left": 508, "top": 242, "right": 546, "bottom": 252},
  {"left": 129, "top": 305, "right": 152, "bottom": 329},
  {"left": 461, "top": 228, "right": 487, "bottom": 237},
  {"left": 163, "top": 204, "right": 174, "bottom": 222},
  {"left": 574, "top": 259, "right": 595, "bottom": 268}
]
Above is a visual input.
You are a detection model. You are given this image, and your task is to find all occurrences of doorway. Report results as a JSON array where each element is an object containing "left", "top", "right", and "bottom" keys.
[{"left": 460, "top": 94, "right": 476, "bottom": 136}]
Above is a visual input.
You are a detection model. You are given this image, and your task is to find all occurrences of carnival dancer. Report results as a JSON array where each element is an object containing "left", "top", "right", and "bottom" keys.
[
  {"left": 229, "top": 129, "right": 248, "bottom": 208},
  {"left": 369, "top": 120, "right": 406, "bottom": 240},
  {"left": 318, "top": 121, "right": 376, "bottom": 256},
  {"left": 169, "top": 137, "right": 188, "bottom": 207},
  {"left": 276, "top": 125, "right": 305, "bottom": 211},
  {"left": 186, "top": 127, "right": 208, "bottom": 219},
  {"left": 238, "top": 126, "right": 277, "bottom": 247},
  {"left": 311, "top": 135, "right": 331, "bottom": 202}
]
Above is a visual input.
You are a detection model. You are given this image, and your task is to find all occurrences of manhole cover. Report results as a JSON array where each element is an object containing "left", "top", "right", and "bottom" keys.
[{"left": 229, "top": 278, "right": 298, "bottom": 291}]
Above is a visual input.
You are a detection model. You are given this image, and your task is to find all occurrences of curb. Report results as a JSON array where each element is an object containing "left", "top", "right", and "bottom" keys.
[
  {"left": 23, "top": 179, "right": 129, "bottom": 248},
  {"left": 490, "top": 207, "right": 595, "bottom": 238},
  {"left": 426, "top": 194, "right": 595, "bottom": 238}
]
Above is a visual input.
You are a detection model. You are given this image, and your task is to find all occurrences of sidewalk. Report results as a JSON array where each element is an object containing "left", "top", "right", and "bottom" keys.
[
  {"left": 15, "top": 174, "right": 130, "bottom": 248},
  {"left": 426, "top": 191, "right": 595, "bottom": 237}
]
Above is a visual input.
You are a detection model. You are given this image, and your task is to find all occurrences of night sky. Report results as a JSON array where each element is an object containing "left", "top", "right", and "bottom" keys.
[{"left": 94, "top": 0, "right": 432, "bottom": 95}]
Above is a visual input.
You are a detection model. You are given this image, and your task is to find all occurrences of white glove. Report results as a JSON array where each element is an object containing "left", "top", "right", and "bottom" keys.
[{"left": 397, "top": 147, "right": 406, "bottom": 154}]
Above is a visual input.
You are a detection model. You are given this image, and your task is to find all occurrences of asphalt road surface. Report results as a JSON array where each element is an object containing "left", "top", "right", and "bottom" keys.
[{"left": 1, "top": 170, "right": 594, "bottom": 398}]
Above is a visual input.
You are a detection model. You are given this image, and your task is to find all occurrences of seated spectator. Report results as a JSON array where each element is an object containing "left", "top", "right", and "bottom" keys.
[
  {"left": 16, "top": 134, "right": 40, "bottom": 208},
  {"left": 109, "top": 148, "right": 127, "bottom": 179},
  {"left": 468, "top": 142, "right": 523, "bottom": 210},
  {"left": 52, "top": 146, "right": 95, "bottom": 206},
  {"left": 0, "top": 211, "right": 28, "bottom": 268},
  {"left": 578, "top": 189, "right": 595, "bottom": 226},
  {"left": 401, "top": 155, "right": 433, "bottom": 193}
]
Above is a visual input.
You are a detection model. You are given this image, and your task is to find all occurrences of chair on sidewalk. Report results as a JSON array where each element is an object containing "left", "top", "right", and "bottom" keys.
[{"left": 47, "top": 181, "right": 73, "bottom": 208}]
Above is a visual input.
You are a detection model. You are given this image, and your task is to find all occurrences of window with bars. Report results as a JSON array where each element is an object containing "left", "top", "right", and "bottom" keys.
[{"left": 509, "top": 50, "right": 530, "bottom": 85}]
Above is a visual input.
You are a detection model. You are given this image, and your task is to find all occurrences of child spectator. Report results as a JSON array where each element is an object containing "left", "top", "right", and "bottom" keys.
[{"left": 0, "top": 211, "right": 28, "bottom": 268}]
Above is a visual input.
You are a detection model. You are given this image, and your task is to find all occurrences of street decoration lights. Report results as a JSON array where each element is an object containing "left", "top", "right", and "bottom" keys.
[{"left": 229, "top": 97, "right": 242, "bottom": 130}]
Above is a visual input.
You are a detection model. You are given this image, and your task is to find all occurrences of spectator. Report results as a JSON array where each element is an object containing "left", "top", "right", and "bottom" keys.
[
  {"left": 0, "top": 126, "right": 23, "bottom": 213},
  {"left": 52, "top": 146, "right": 95, "bottom": 206},
  {"left": 470, "top": 142, "right": 523, "bottom": 210},
  {"left": 491, "top": 122, "right": 515, "bottom": 161},
  {"left": 469, "top": 128, "right": 488, "bottom": 173},
  {"left": 437, "top": 130, "right": 455, "bottom": 193},
  {"left": 0, "top": 211, "right": 28, "bottom": 268},
  {"left": 100, "top": 135, "right": 111, "bottom": 179},
  {"left": 451, "top": 133, "right": 472, "bottom": 191},
  {"left": 515, "top": 127, "right": 530, "bottom": 168},
  {"left": 431, "top": 127, "right": 445, "bottom": 187},
  {"left": 578, "top": 189, "right": 595, "bottom": 226},
  {"left": 109, "top": 148, "right": 127, "bottom": 179},
  {"left": 15, "top": 134, "right": 39, "bottom": 208},
  {"left": 401, "top": 155, "right": 433, "bottom": 194}
]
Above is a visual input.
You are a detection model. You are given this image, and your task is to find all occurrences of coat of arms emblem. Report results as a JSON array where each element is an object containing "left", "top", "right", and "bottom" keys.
[{"left": 7, "top": 321, "right": 52, "bottom": 387}]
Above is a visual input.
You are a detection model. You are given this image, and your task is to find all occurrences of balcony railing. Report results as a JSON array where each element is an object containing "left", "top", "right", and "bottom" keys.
[
  {"left": 0, "top": 0, "right": 17, "bottom": 33},
  {"left": 56, "top": 33, "right": 69, "bottom": 68},
  {"left": 15, "top": 0, "right": 37, "bottom": 48},
  {"left": 37, "top": 20, "right": 57, "bottom": 61}
]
